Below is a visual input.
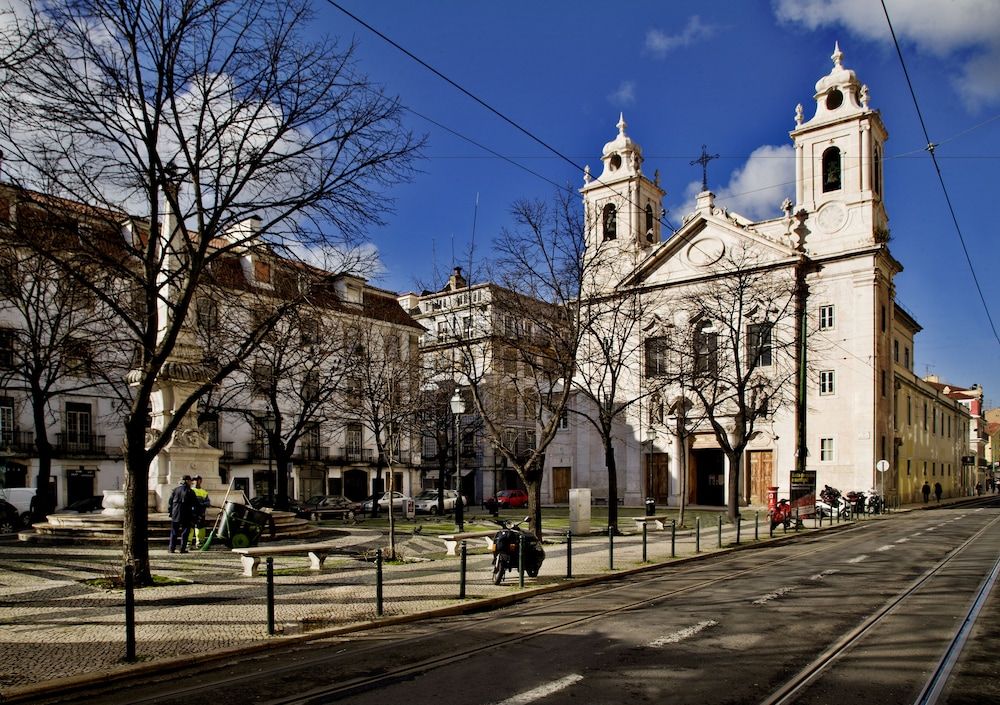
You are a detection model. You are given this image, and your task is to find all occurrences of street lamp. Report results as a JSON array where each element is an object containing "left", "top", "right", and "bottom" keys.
[
  {"left": 450, "top": 388, "right": 466, "bottom": 531},
  {"left": 646, "top": 427, "right": 657, "bottom": 516},
  {"left": 263, "top": 411, "right": 275, "bottom": 501}
]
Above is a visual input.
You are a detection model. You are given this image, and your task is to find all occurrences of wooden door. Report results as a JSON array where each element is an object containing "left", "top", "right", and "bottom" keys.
[
  {"left": 552, "top": 466, "right": 571, "bottom": 503},
  {"left": 749, "top": 450, "right": 773, "bottom": 506}
]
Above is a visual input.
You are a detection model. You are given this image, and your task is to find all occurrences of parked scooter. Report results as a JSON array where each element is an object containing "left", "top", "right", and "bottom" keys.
[
  {"left": 816, "top": 484, "right": 851, "bottom": 519},
  {"left": 845, "top": 490, "right": 867, "bottom": 516},
  {"left": 769, "top": 498, "right": 803, "bottom": 532},
  {"left": 491, "top": 517, "right": 545, "bottom": 585}
]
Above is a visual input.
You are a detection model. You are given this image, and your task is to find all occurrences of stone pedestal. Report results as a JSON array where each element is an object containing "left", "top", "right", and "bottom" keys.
[
  {"left": 148, "top": 433, "right": 226, "bottom": 512},
  {"left": 101, "top": 489, "right": 126, "bottom": 517}
]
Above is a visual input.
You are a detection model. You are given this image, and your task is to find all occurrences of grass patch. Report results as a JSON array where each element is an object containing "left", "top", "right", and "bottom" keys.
[{"left": 84, "top": 574, "right": 189, "bottom": 590}]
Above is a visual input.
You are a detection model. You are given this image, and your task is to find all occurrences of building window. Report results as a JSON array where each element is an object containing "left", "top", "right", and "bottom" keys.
[
  {"left": 694, "top": 321, "right": 718, "bottom": 378},
  {"left": 873, "top": 143, "right": 883, "bottom": 195},
  {"left": 906, "top": 459, "right": 911, "bottom": 476},
  {"left": 65, "top": 402, "right": 92, "bottom": 449},
  {"left": 822, "top": 146, "right": 841, "bottom": 192},
  {"left": 819, "top": 305, "right": 835, "bottom": 330},
  {"left": 645, "top": 204, "right": 655, "bottom": 242},
  {"left": 747, "top": 323, "right": 772, "bottom": 368},
  {"left": 602, "top": 204, "right": 617, "bottom": 240},
  {"left": 251, "top": 361, "right": 273, "bottom": 396},
  {"left": 932, "top": 408, "right": 937, "bottom": 434},
  {"left": 947, "top": 415, "right": 951, "bottom": 438},
  {"left": 880, "top": 304, "right": 886, "bottom": 333},
  {"left": 63, "top": 337, "right": 94, "bottom": 375},
  {"left": 907, "top": 395, "right": 912, "bottom": 425},
  {"left": 820, "top": 370, "right": 835, "bottom": 395},
  {"left": 904, "top": 346, "right": 910, "bottom": 369},
  {"left": 0, "top": 327, "right": 14, "bottom": 368},
  {"left": 880, "top": 370, "right": 886, "bottom": 398},
  {"left": 558, "top": 409, "right": 569, "bottom": 430},
  {"left": 820, "top": 438, "right": 834, "bottom": 461},
  {"left": 253, "top": 259, "right": 271, "bottom": 283},
  {"left": 644, "top": 336, "right": 668, "bottom": 377},
  {"left": 923, "top": 461, "right": 927, "bottom": 476},
  {"left": 923, "top": 402, "right": 927, "bottom": 430},
  {"left": 932, "top": 462, "right": 936, "bottom": 476},
  {"left": 345, "top": 423, "right": 363, "bottom": 461},
  {"left": 893, "top": 339, "right": 899, "bottom": 363},
  {"left": 0, "top": 398, "right": 14, "bottom": 446}
]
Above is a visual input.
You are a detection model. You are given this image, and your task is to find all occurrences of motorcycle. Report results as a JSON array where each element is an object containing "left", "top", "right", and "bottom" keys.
[
  {"left": 816, "top": 484, "right": 851, "bottom": 519},
  {"left": 491, "top": 517, "right": 545, "bottom": 585},
  {"left": 769, "top": 498, "right": 803, "bottom": 532},
  {"left": 867, "top": 492, "right": 884, "bottom": 515},
  {"left": 845, "top": 490, "right": 867, "bottom": 516}
]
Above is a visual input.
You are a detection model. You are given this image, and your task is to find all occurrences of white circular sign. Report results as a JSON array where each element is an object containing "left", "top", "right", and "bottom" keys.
[{"left": 875, "top": 459, "right": 889, "bottom": 473}]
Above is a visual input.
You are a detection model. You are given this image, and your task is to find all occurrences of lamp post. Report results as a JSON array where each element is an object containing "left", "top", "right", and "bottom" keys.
[
  {"left": 263, "top": 412, "right": 275, "bottom": 500},
  {"left": 646, "top": 427, "right": 657, "bottom": 516},
  {"left": 450, "top": 389, "right": 466, "bottom": 531}
]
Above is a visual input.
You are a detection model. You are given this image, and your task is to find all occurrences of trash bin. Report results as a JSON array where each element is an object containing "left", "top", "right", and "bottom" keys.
[
  {"left": 217, "top": 501, "right": 270, "bottom": 549},
  {"left": 645, "top": 497, "right": 656, "bottom": 516}
]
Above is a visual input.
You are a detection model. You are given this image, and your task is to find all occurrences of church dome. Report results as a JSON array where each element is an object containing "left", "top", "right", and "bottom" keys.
[{"left": 599, "top": 113, "right": 642, "bottom": 178}]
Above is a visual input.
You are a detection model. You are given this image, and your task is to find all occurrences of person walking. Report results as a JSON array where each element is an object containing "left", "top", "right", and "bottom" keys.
[
  {"left": 921, "top": 481, "right": 931, "bottom": 503},
  {"left": 934, "top": 482, "right": 942, "bottom": 503},
  {"left": 167, "top": 475, "right": 197, "bottom": 553},
  {"left": 189, "top": 475, "right": 211, "bottom": 549}
]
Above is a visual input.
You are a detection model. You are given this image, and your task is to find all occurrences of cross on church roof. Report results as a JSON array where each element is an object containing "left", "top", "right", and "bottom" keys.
[{"left": 690, "top": 144, "right": 719, "bottom": 192}]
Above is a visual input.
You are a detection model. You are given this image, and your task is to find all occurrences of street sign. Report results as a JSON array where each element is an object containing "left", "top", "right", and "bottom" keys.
[{"left": 875, "top": 460, "right": 889, "bottom": 473}]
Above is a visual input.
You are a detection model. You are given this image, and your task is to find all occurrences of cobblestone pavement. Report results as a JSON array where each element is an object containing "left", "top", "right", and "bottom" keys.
[{"left": 0, "top": 505, "right": 933, "bottom": 698}]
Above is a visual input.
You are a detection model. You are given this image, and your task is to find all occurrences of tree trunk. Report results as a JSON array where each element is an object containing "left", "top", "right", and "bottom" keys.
[
  {"left": 604, "top": 440, "right": 618, "bottom": 533},
  {"left": 274, "top": 447, "right": 293, "bottom": 512},
  {"left": 123, "top": 424, "right": 153, "bottom": 586},
  {"left": 525, "top": 476, "right": 543, "bottom": 540},
  {"left": 370, "top": 460, "right": 383, "bottom": 519},
  {"left": 30, "top": 401, "right": 55, "bottom": 520},
  {"left": 727, "top": 449, "right": 742, "bottom": 523},
  {"left": 678, "top": 433, "right": 688, "bottom": 529}
]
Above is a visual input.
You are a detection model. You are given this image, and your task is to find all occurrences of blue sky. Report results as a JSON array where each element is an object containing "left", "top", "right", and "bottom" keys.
[{"left": 314, "top": 1, "right": 1000, "bottom": 407}]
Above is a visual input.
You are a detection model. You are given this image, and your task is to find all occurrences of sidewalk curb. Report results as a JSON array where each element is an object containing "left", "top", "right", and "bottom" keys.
[{"left": 0, "top": 516, "right": 885, "bottom": 704}]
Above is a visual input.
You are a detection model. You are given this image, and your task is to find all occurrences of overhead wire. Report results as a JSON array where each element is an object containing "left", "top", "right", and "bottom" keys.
[
  {"left": 325, "top": 0, "right": 679, "bottom": 234},
  {"left": 880, "top": 0, "right": 1000, "bottom": 350}
]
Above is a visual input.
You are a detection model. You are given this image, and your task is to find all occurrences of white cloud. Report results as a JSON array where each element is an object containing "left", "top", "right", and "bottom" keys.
[
  {"left": 607, "top": 80, "right": 636, "bottom": 106},
  {"left": 645, "top": 16, "right": 716, "bottom": 57},
  {"left": 674, "top": 145, "right": 795, "bottom": 222},
  {"left": 773, "top": 0, "right": 1000, "bottom": 109}
]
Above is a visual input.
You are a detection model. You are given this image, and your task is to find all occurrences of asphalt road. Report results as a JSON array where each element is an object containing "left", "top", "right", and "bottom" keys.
[{"left": 30, "top": 499, "right": 1000, "bottom": 705}]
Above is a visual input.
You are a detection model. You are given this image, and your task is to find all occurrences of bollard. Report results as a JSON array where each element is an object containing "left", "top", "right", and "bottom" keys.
[
  {"left": 459, "top": 540, "right": 467, "bottom": 599},
  {"left": 608, "top": 525, "right": 615, "bottom": 570},
  {"left": 696, "top": 517, "right": 701, "bottom": 553},
  {"left": 736, "top": 514, "right": 741, "bottom": 545},
  {"left": 124, "top": 563, "right": 136, "bottom": 663},
  {"left": 754, "top": 511, "right": 759, "bottom": 541},
  {"left": 671, "top": 519, "right": 676, "bottom": 558},
  {"left": 266, "top": 557, "right": 275, "bottom": 635},
  {"left": 717, "top": 515, "right": 723, "bottom": 548},
  {"left": 642, "top": 522, "right": 648, "bottom": 562},
  {"left": 518, "top": 533, "right": 525, "bottom": 588},
  {"left": 376, "top": 548, "right": 384, "bottom": 617},
  {"left": 794, "top": 508, "right": 800, "bottom": 532},
  {"left": 566, "top": 530, "right": 572, "bottom": 579}
]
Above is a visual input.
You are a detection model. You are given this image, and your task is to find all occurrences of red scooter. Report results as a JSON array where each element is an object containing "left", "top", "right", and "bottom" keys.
[{"left": 769, "top": 498, "right": 803, "bottom": 532}]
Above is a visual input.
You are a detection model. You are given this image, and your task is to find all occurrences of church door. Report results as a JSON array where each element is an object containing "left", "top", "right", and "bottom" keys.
[
  {"left": 749, "top": 451, "right": 774, "bottom": 506},
  {"left": 551, "top": 467, "right": 571, "bottom": 503}
]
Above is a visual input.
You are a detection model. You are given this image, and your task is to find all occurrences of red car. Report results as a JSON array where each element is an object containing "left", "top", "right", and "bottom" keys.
[{"left": 494, "top": 489, "right": 528, "bottom": 509}]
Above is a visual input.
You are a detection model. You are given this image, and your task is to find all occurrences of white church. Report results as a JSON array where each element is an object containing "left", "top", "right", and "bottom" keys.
[{"left": 543, "top": 45, "right": 972, "bottom": 510}]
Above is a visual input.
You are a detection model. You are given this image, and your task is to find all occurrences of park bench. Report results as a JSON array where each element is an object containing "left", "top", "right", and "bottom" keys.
[
  {"left": 439, "top": 530, "right": 496, "bottom": 556},
  {"left": 632, "top": 515, "right": 672, "bottom": 531},
  {"left": 232, "top": 541, "right": 348, "bottom": 577}
]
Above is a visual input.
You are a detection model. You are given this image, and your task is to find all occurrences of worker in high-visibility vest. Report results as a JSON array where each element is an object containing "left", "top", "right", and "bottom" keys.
[{"left": 189, "top": 475, "right": 211, "bottom": 549}]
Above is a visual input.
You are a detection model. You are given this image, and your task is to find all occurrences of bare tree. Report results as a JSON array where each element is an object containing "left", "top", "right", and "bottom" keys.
[
  {"left": 458, "top": 193, "right": 584, "bottom": 539},
  {"left": 657, "top": 245, "right": 800, "bottom": 523},
  {"left": 0, "top": 198, "right": 128, "bottom": 520},
  {"left": 0, "top": 0, "right": 420, "bottom": 583}
]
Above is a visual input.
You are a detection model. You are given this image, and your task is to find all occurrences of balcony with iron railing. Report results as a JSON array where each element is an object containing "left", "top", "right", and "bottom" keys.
[
  {"left": 335, "top": 446, "right": 374, "bottom": 464},
  {"left": 216, "top": 441, "right": 234, "bottom": 461},
  {"left": 296, "top": 444, "right": 330, "bottom": 462},
  {"left": 55, "top": 433, "right": 107, "bottom": 457},
  {"left": 0, "top": 430, "right": 35, "bottom": 455}
]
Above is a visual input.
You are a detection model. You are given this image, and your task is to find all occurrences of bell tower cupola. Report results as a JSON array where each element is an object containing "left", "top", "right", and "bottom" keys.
[
  {"left": 581, "top": 114, "right": 666, "bottom": 258},
  {"left": 790, "top": 44, "right": 889, "bottom": 252}
]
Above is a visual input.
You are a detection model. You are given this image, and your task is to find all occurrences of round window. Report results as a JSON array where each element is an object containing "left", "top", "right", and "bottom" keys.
[
  {"left": 609, "top": 153, "right": 622, "bottom": 170},
  {"left": 825, "top": 89, "right": 843, "bottom": 110}
]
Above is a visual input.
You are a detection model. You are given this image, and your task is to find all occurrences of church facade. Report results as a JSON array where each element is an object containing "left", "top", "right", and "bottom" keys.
[{"left": 543, "top": 45, "right": 973, "bottom": 509}]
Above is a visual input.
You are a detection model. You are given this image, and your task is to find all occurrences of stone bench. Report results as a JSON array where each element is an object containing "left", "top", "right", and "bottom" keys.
[
  {"left": 439, "top": 530, "right": 496, "bottom": 556},
  {"left": 232, "top": 542, "right": 347, "bottom": 577},
  {"left": 632, "top": 515, "right": 672, "bottom": 531}
]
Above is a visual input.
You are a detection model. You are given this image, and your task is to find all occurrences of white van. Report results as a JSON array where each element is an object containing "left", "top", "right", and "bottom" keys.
[{"left": 1, "top": 488, "right": 36, "bottom": 526}]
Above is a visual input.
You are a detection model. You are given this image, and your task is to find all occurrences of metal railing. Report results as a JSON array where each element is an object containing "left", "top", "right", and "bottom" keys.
[{"left": 55, "top": 433, "right": 107, "bottom": 457}]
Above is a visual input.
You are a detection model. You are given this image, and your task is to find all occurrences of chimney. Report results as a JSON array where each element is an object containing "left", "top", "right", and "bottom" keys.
[{"left": 449, "top": 266, "right": 467, "bottom": 291}]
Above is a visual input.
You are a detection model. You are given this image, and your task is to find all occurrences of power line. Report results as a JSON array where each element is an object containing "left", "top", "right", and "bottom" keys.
[
  {"left": 880, "top": 0, "right": 1000, "bottom": 350},
  {"left": 324, "top": 0, "right": 679, "bottom": 234}
]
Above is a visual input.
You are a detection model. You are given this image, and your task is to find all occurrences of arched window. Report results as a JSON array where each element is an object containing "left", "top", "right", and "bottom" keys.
[
  {"left": 602, "top": 204, "right": 617, "bottom": 240},
  {"left": 822, "top": 146, "right": 841, "bottom": 192},
  {"left": 645, "top": 204, "right": 655, "bottom": 242}
]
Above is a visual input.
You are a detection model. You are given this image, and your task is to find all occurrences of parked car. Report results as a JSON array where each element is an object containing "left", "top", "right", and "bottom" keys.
[
  {"left": 413, "top": 489, "right": 466, "bottom": 515},
  {"left": 248, "top": 495, "right": 306, "bottom": 515},
  {"left": 488, "top": 489, "right": 529, "bottom": 509},
  {"left": 300, "top": 495, "right": 360, "bottom": 521},
  {"left": 61, "top": 495, "right": 104, "bottom": 513},
  {"left": 360, "top": 491, "right": 411, "bottom": 513},
  {"left": 0, "top": 499, "right": 20, "bottom": 533}
]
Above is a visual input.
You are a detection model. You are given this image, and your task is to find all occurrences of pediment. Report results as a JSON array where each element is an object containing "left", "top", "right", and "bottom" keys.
[{"left": 621, "top": 209, "right": 800, "bottom": 288}]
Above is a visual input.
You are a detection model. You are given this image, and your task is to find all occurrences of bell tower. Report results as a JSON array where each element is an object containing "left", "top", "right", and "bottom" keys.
[
  {"left": 790, "top": 43, "right": 889, "bottom": 255},
  {"left": 581, "top": 114, "right": 665, "bottom": 293}
]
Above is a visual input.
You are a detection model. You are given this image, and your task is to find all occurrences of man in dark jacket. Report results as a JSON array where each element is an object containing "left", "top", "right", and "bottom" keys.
[{"left": 167, "top": 475, "right": 197, "bottom": 553}]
